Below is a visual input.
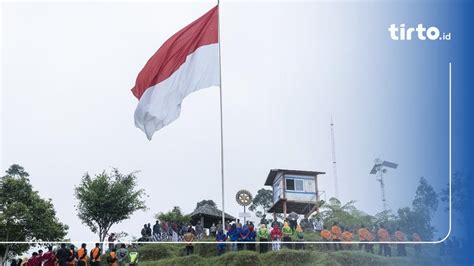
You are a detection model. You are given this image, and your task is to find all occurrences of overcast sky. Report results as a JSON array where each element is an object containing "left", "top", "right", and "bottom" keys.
[{"left": 1, "top": 1, "right": 451, "bottom": 241}]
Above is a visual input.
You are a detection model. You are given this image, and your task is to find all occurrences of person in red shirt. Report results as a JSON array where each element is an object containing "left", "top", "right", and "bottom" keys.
[
  {"left": 270, "top": 223, "right": 282, "bottom": 251},
  {"left": 42, "top": 246, "right": 55, "bottom": 266},
  {"left": 27, "top": 252, "right": 38, "bottom": 266}
]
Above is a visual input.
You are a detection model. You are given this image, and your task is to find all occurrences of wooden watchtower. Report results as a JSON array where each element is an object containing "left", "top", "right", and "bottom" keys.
[{"left": 265, "top": 169, "right": 325, "bottom": 218}]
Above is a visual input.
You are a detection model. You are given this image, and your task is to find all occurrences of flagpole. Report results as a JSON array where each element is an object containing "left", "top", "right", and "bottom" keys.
[{"left": 217, "top": 0, "right": 226, "bottom": 232}]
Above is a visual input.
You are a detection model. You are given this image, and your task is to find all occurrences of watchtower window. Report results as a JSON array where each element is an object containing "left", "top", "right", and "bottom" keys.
[{"left": 286, "top": 178, "right": 304, "bottom": 192}]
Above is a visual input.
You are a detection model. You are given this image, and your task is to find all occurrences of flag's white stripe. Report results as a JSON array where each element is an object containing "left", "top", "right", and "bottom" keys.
[{"left": 134, "top": 43, "right": 220, "bottom": 140}]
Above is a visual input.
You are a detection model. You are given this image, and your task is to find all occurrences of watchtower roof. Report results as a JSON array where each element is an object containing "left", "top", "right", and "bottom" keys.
[{"left": 264, "top": 169, "right": 325, "bottom": 186}]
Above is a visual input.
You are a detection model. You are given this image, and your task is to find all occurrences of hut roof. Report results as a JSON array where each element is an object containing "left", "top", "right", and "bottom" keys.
[
  {"left": 264, "top": 169, "right": 325, "bottom": 186},
  {"left": 189, "top": 204, "right": 235, "bottom": 220}
]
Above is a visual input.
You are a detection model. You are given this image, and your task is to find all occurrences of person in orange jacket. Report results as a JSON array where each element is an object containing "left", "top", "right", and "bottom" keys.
[
  {"left": 67, "top": 245, "right": 75, "bottom": 266},
  {"left": 412, "top": 232, "right": 422, "bottom": 255},
  {"left": 394, "top": 228, "right": 407, "bottom": 256},
  {"left": 366, "top": 230, "right": 375, "bottom": 254},
  {"left": 377, "top": 225, "right": 391, "bottom": 257},
  {"left": 107, "top": 248, "right": 118, "bottom": 266},
  {"left": 331, "top": 222, "right": 342, "bottom": 251},
  {"left": 358, "top": 225, "right": 370, "bottom": 251},
  {"left": 320, "top": 225, "right": 332, "bottom": 250},
  {"left": 90, "top": 243, "right": 102, "bottom": 266},
  {"left": 341, "top": 227, "right": 354, "bottom": 250},
  {"left": 76, "top": 243, "right": 88, "bottom": 266}
]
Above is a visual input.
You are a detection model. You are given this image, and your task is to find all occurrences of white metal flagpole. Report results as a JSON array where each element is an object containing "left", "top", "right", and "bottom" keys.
[{"left": 217, "top": 0, "right": 226, "bottom": 232}]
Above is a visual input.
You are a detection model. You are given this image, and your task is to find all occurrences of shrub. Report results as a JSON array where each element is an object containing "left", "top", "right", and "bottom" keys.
[
  {"left": 138, "top": 244, "right": 181, "bottom": 260},
  {"left": 261, "top": 250, "right": 319, "bottom": 265},
  {"left": 195, "top": 243, "right": 218, "bottom": 257},
  {"left": 215, "top": 251, "right": 262, "bottom": 266},
  {"left": 149, "top": 255, "right": 207, "bottom": 266}
]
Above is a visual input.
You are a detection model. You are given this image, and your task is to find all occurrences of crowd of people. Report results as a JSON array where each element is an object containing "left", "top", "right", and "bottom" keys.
[
  {"left": 9, "top": 216, "right": 447, "bottom": 265},
  {"left": 9, "top": 243, "right": 140, "bottom": 266},
  {"left": 318, "top": 222, "right": 421, "bottom": 257},
  {"left": 204, "top": 219, "right": 423, "bottom": 257},
  {"left": 137, "top": 220, "right": 208, "bottom": 242},
  {"left": 137, "top": 215, "right": 425, "bottom": 257}
]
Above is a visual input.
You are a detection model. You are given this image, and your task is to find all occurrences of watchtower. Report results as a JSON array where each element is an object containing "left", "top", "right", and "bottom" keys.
[{"left": 264, "top": 169, "right": 325, "bottom": 218}]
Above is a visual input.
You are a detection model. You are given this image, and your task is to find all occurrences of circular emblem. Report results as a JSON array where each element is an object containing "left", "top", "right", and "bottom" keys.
[{"left": 235, "top": 189, "right": 253, "bottom": 207}]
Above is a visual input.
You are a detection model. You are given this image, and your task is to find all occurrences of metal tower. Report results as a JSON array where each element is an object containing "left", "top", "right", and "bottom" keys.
[
  {"left": 369, "top": 158, "right": 398, "bottom": 212},
  {"left": 330, "top": 117, "right": 339, "bottom": 199}
]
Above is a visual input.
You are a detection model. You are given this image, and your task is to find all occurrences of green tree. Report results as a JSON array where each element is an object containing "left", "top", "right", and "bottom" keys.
[
  {"left": 195, "top": 200, "right": 217, "bottom": 209},
  {"left": 248, "top": 188, "right": 272, "bottom": 218},
  {"left": 441, "top": 172, "right": 471, "bottom": 212},
  {"left": 441, "top": 172, "right": 473, "bottom": 241},
  {"left": 0, "top": 164, "right": 68, "bottom": 264},
  {"left": 75, "top": 168, "right": 147, "bottom": 241},
  {"left": 374, "top": 210, "right": 398, "bottom": 232},
  {"left": 413, "top": 177, "right": 439, "bottom": 218},
  {"left": 396, "top": 207, "right": 434, "bottom": 239},
  {"left": 320, "top": 197, "right": 373, "bottom": 229},
  {"left": 156, "top": 206, "right": 190, "bottom": 224},
  {"left": 404, "top": 176, "right": 438, "bottom": 240}
]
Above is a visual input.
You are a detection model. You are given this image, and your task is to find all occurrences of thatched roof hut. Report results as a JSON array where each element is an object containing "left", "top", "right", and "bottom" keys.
[{"left": 189, "top": 204, "right": 235, "bottom": 228}]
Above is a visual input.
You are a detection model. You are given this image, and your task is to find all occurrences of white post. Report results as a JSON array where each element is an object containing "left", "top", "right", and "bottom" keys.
[{"left": 217, "top": 0, "right": 226, "bottom": 233}]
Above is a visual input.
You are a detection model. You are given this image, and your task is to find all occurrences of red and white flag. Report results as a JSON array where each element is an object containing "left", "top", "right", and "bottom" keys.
[{"left": 131, "top": 6, "right": 219, "bottom": 140}]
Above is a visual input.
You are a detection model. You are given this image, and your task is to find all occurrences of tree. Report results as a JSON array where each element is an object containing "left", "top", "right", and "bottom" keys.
[
  {"left": 441, "top": 172, "right": 473, "bottom": 241},
  {"left": 320, "top": 197, "right": 373, "bottom": 229},
  {"left": 441, "top": 172, "right": 472, "bottom": 212},
  {"left": 396, "top": 207, "right": 434, "bottom": 239},
  {"left": 0, "top": 164, "right": 68, "bottom": 264},
  {"left": 4, "top": 164, "right": 29, "bottom": 178},
  {"left": 156, "top": 206, "right": 190, "bottom": 224},
  {"left": 248, "top": 188, "right": 272, "bottom": 218},
  {"left": 374, "top": 210, "right": 398, "bottom": 232},
  {"left": 413, "top": 177, "right": 439, "bottom": 219},
  {"left": 404, "top": 176, "right": 439, "bottom": 240},
  {"left": 75, "top": 169, "right": 147, "bottom": 241},
  {"left": 195, "top": 200, "right": 217, "bottom": 209}
]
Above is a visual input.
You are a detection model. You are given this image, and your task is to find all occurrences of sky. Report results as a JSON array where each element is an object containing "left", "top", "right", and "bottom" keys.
[{"left": 1, "top": 0, "right": 452, "bottom": 242}]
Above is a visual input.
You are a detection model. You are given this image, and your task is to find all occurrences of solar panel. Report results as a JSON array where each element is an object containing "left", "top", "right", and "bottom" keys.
[
  {"left": 370, "top": 165, "right": 378, "bottom": 174},
  {"left": 382, "top": 161, "right": 398, "bottom": 169}
]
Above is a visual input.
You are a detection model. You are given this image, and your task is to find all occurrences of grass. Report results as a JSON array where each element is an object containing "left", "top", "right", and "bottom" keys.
[
  {"left": 137, "top": 248, "right": 449, "bottom": 266},
  {"left": 134, "top": 236, "right": 454, "bottom": 266}
]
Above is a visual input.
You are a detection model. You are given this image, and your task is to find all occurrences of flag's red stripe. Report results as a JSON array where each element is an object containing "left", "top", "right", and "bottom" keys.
[{"left": 131, "top": 6, "right": 219, "bottom": 100}]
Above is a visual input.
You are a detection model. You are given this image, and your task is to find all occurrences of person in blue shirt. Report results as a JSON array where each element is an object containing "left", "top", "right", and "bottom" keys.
[
  {"left": 216, "top": 229, "right": 227, "bottom": 256},
  {"left": 227, "top": 223, "right": 239, "bottom": 252},
  {"left": 235, "top": 223, "right": 242, "bottom": 251},
  {"left": 247, "top": 223, "right": 257, "bottom": 251},
  {"left": 240, "top": 224, "right": 250, "bottom": 251}
]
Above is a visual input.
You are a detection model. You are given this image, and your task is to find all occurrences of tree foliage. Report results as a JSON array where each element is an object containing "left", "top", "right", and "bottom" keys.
[
  {"left": 320, "top": 198, "right": 373, "bottom": 229},
  {"left": 0, "top": 164, "right": 68, "bottom": 263},
  {"left": 403, "top": 176, "right": 438, "bottom": 240},
  {"left": 378, "top": 177, "right": 439, "bottom": 240},
  {"left": 396, "top": 207, "right": 433, "bottom": 239},
  {"left": 248, "top": 189, "right": 272, "bottom": 218},
  {"left": 74, "top": 168, "right": 147, "bottom": 241},
  {"left": 413, "top": 177, "right": 438, "bottom": 218},
  {"left": 441, "top": 172, "right": 471, "bottom": 212},
  {"left": 156, "top": 206, "right": 190, "bottom": 224}
]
